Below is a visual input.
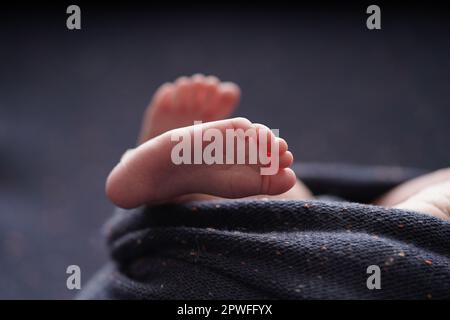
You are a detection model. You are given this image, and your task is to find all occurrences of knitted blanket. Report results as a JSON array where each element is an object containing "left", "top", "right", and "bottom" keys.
[{"left": 78, "top": 163, "right": 450, "bottom": 299}]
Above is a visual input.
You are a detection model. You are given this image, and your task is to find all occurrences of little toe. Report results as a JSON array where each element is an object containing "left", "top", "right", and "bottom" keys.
[
  {"left": 279, "top": 151, "right": 294, "bottom": 169},
  {"left": 203, "top": 76, "right": 221, "bottom": 114}
]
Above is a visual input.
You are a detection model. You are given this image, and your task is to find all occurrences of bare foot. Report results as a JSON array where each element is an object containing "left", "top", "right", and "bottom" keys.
[
  {"left": 375, "top": 168, "right": 450, "bottom": 207},
  {"left": 138, "top": 74, "right": 241, "bottom": 143},
  {"left": 376, "top": 168, "right": 450, "bottom": 220},
  {"left": 133, "top": 74, "right": 312, "bottom": 202},
  {"left": 394, "top": 180, "right": 450, "bottom": 220},
  {"left": 106, "top": 118, "right": 297, "bottom": 209}
]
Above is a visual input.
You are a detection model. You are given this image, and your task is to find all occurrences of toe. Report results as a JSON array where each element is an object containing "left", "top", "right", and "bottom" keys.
[
  {"left": 174, "top": 76, "right": 192, "bottom": 111},
  {"left": 218, "top": 82, "right": 241, "bottom": 105},
  {"left": 262, "top": 168, "right": 297, "bottom": 195},
  {"left": 191, "top": 73, "right": 205, "bottom": 81},
  {"left": 252, "top": 123, "right": 280, "bottom": 158},
  {"left": 139, "top": 83, "right": 175, "bottom": 142},
  {"left": 191, "top": 74, "right": 206, "bottom": 110},
  {"left": 277, "top": 138, "right": 288, "bottom": 154},
  {"left": 157, "top": 83, "right": 174, "bottom": 110},
  {"left": 203, "top": 76, "right": 220, "bottom": 117},
  {"left": 205, "top": 75, "right": 220, "bottom": 86},
  {"left": 214, "top": 82, "right": 241, "bottom": 119},
  {"left": 279, "top": 151, "right": 294, "bottom": 169}
]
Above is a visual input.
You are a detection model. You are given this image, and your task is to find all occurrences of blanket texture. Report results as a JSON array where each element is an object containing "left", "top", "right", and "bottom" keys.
[{"left": 79, "top": 164, "right": 450, "bottom": 299}]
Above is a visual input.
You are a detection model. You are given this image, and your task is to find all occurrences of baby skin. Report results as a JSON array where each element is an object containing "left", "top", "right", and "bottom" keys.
[{"left": 106, "top": 75, "right": 450, "bottom": 221}]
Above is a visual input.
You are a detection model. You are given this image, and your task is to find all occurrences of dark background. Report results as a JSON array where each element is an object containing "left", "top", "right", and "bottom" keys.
[{"left": 1, "top": 1, "right": 450, "bottom": 299}]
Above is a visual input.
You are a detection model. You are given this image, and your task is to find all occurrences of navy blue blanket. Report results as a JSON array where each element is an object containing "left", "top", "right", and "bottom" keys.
[{"left": 79, "top": 164, "right": 450, "bottom": 299}]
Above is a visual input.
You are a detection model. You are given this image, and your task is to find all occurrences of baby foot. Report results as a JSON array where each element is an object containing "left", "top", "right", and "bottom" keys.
[
  {"left": 107, "top": 118, "right": 296, "bottom": 209},
  {"left": 376, "top": 168, "right": 450, "bottom": 205},
  {"left": 376, "top": 168, "right": 450, "bottom": 220},
  {"left": 138, "top": 74, "right": 241, "bottom": 143},
  {"left": 394, "top": 180, "right": 450, "bottom": 220}
]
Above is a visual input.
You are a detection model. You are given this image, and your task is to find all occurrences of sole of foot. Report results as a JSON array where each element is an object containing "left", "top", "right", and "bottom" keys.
[{"left": 107, "top": 118, "right": 296, "bottom": 209}]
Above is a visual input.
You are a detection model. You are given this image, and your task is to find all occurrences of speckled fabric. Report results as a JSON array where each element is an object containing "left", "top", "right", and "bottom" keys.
[{"left": 78, "top": 164, "right": 450, "bottom": 300}]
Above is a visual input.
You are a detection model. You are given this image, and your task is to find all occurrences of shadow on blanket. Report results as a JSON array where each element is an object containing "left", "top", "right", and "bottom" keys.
[{"left": 79, "top": 163, "right": 450, "bottom": 299}]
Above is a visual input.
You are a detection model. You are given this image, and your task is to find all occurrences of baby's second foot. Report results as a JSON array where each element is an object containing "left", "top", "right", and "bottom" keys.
[
  {"left": 394, "top": 180, "right": 450, "bottom": 220},
  {"left": 107, "top": 118, "right": 296, "bottom": 209},
  {"left": 139, "top": 74, "right": 240, "bottom": 143},
  {"left": 377, "top": 168, "right": 450, "bottom": 220}
]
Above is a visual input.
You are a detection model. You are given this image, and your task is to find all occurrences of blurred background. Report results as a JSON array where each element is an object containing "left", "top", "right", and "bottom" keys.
[{"left": 1, "top": 1, "right": 449, "bottom": 299}]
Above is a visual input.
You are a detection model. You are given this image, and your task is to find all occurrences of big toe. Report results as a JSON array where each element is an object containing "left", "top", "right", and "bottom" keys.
[{"left": 261, "top": 168, "right": 297, "bottom": 195}]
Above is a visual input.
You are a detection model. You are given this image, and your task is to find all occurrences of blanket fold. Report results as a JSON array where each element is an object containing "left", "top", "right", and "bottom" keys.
[{"left": 79, "top": 164, "right": 450, "bottom": 299}]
